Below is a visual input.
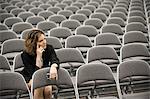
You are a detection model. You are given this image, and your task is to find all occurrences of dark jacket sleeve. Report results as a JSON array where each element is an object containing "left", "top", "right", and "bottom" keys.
[
  {"left": 21, "top": 52, "right": 38, "bottom": 82},
  {"left": 48, "top": 45, "right": 60, "bottom": 69}
]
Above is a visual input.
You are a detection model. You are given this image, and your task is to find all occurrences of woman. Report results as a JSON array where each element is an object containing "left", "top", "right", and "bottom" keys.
[{"left": 20, "top": 29, "right": 59, "bottom": 99}]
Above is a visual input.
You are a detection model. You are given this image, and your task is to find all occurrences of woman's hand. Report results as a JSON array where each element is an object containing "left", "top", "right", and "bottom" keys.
[
  {"left": 36, "top": 44, "right": 44, "bottom": 68},
  {"left": 49, "top": 64, "right": 58, "bottom": 80},
  {"left": 36, "top": 44, "right": 44, "bottom": 57}
]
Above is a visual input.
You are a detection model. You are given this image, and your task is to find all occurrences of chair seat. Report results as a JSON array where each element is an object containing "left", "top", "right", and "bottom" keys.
[
  {"left": 77, "top": 47, "right": 90, "bottom": 53},
  {"left": 123, "top": 92, "right": 150, "bottom": 99},
  {"left": 3, "top": 52, "right": 20, "bottom": 59},
  {"left": 124, "top": 56, "right": 150, "bottom": 62}
]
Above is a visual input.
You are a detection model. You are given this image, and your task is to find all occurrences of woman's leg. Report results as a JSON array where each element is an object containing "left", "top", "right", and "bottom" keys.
[
  {"left": 34, "top": 87, "right": 44, "bottom": 99},
  {"left": 44, "top": 85, "right": 52, "bottom": 99},
  {"left": 27, "top": 79, "right": 32, "bottom": 90}
]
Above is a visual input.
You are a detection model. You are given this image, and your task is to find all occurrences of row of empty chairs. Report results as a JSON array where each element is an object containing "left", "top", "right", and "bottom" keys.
[
  {"left": 1, "top": 53, "right": 150, "bottom": 98},
  {"left": 0, "top": 0, "right": 150, "bottom": 98}
]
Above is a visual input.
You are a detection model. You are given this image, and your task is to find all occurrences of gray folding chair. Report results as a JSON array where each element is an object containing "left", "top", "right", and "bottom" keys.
[
  {"left": 75, "top": 63, "right": 118, "bottom": 99},
  {"left": 95, "top": 33, "right": 122, "bottom": 56},
  {"left": 18, "top": 12, "right": 35, "bottom": 22},
  {"left": 46, "top": 37, "right": 63, "bottom": 51},
  {"left": 26, "top": 16, "right": 45, "bottom": 27},
  {"left": 101, "top": 24, "right": 124, "bottom": 40},
  {"left": 48, "top": 14, "right": 67, "bottom": 26},
  {"left": 123, "top": 31, "right": 149, "bottom": 48},
  {"left": 56, "top": 48, "right": 85, "bottom": 76},
  {"left": 1, "top": 39, "right": 25, "bottom": 66},
  {"left": 60, "top": 19, "right": 81, "bottom": 34},
  {"left": 69, "top": 14, "right": 87, "bottom": 24},
  {"left": 90, "top": 12, "right": 107, "bottom": 22},
  {"left": 87, "top": 46, "right": 120, "bottom": 71},
  {"left": 116, "top": 60, "right": 150, "bottom": 99},
  {"left": 0, "top": 30, "right": 17, "bottom": 52},
  {"left": 75, "top": 25, "right": 98, "bottom": 42},
  {"left": 0, "top": 72, "right": 31, "bottom": 99},
  {"left": 38, "top": 11, "right": 54, "bottom": 20},
  {"left": 120, "top": 43, "right": 150, "bottom": 64},
  {"left": 4, "top": 17, "right": 23, "bottom": 29},
  {"left": 84, "top": 18, "right": 103, "bottom": 30},
  {"left": 31, "top": 67, "right": 76, "bottom": 99},
  {"left": 37, "top": 21, "right": 57, "bottom": 36},
  {"left": 0, "top": 55, "right": 11, "bottom": 72},
  {"left": 65, "top": 35, "right": 92, "bottom": 58},
  {"left": 49, "top": 27, "right": 72, "bottom": 46},
  {"left": 12, "top": 22, "right": 33, "bottom": 37},
  {"left": 58, "top": 10, "right": 73, "bottom": 19}
]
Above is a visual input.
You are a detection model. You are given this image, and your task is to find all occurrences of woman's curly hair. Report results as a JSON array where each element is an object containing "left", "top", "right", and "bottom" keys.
[{"left": 24, "top": 29, "right": 44, "bottom": 56}]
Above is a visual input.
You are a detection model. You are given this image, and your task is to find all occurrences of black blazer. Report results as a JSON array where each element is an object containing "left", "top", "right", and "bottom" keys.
[{"left": 20, "top": 44, "right": 59, "bottom": 82}]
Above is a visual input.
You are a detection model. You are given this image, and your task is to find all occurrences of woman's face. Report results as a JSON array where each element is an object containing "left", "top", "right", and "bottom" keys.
[{"left": 37, "top": 34, "right": 47, "bottom": 49}]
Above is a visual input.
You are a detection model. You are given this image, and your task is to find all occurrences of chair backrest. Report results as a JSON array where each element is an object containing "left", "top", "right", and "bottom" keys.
[
  {"left": 10, "top": 8, "right": 25, "bottom": 17},
  {"left": 48, "top": 14, "right": 67, "bottom": 25},
  {"left": 112, "top": 7, "right": 128, "bottom": 15},
  {"left": 38, "top": 11, "right": 54, "bottom": 20},
  {"left": 18, "top": 11, "right": 35, "bottom": 22},
  {"left": 0, "top": 24, "right": 8, "bottom": 31},
  {"left": 13, "top": 52, "right": 24, "bottom": 72},
  {"left": 76, "top": 9, "right": 92, "bottom": 18},
  {"left": 84, "top": 18, "right": 103, "bottom": 29},
  {"left": 87, "top": 46, "right": 119, "bottom": 64},
  {"left": 0, "top": 30, "right": 17, "bottom": 43},
  {"left": 76, "top": 63, "right": 118, "bottom": 98},
  {"left": 116, "top": 60, "right": 150, "bottom": 99},
  {"left": 58, "top": 10, "right": 73, "bottom": 19},
  {"left": 123, "top": 31, "right": 149, "bottom": 46},
  {"left": 31, "top": 67, "right": 75, "bottom": 98},
  {"left": 0, "top": 55, "right": 11, "bottom": 71},
  {"left": 1, "top": 39, "right": 25, "bottom": 55},
  {"left": 125, "top": 22, "right": 147, "bottom": 34},
  {"left": 106, "top": 17, "right": 125, "bottom": 27},
  {"left": 4, "top": 17, "right": 23, "bottom": 29},
  {"left": 49, "top": 27, "right": 72, "bottom": 39},
  {"left": 66, "top": 35, "right": 92, "bottom": 48},
  {"left": 29, "top": 7, "right": 44, "bottom": 15},
  {"left": 95, "top": 33, "right": 122, "bottom": 47},
  {"left": 26, "top": 16, "right": 45, "bottom": 27},
  {"left": 12, "top": 22, "right": 33, "bottom": 35},
  {"left": 90, "top": 12, "right": 107, "bottom": 22},
  {"left": 56, "top": 48, "right": 85, "bottom": 64},
  {"left": 46, "top": 37, "right": 63, "bottom": 50},
  {"left": 69, "top": 14, "right": 87, "bottom": 24},
  {"left": 22, "top": 5, "right": 34, "bottom": 11},
  {"left": 129, "top": 10, "right": 146, "bottom": 20},
  {"left": 39, "top": 4, "right": 51, "bottom": 10},
  {"left": 82, "top": 5, "right": 96, "bottom": 13},
  {"left": 75, "top": 25, "right": 98, "bottom": 37},
  {"left": 120, "top": 43, "right": 150, "bottom": 62},
  {"left": 101, "top": 24, "right": 124, "bottom": 35},
  {"left": 47, "top": 6, "right": 61, "bottom": 14},
  {"left": 64, "top": 6, "right": 79, "bottom": 14},
  {"left": 4, "top": 5, "right": 17, "bottom": 13},
  {"left": 127, "top": 16, "right": 147, "bottom": 26},
  {"left": 60, "top": 19, "right": 81, "bottom": 32},
  {"left": 37, "top": 21, "right": 57, "bottom": 35},
  {"left": 0, "top": 72, "right": 31, "bottom": 99},
  {"left": 110, "top": 12, "right": 127, "bottom": 21},
  {"left": 0, "top": 13, "right": 14, "bottom": 23},
  {"left": 55, "top": 3, "right": 67, "bottom": 10},
  {"left": 94, "top": 8, "right": 110, "bottom": 16},
  {"left": 72, "top": 2, "right": 84, "bottom": 9}
]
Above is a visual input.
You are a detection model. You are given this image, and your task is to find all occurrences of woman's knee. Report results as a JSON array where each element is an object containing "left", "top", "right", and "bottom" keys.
[
  {"left": 34, "top": 87, "right": 44, "bottom": 98},
  {"left": 44, "top": 86, "right": 52, "bottom": 95}
]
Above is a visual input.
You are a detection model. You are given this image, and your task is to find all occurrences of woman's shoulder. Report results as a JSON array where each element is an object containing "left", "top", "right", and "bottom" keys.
[{"left": 46, "top": 44, "right": 54, "bottom": 50}]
